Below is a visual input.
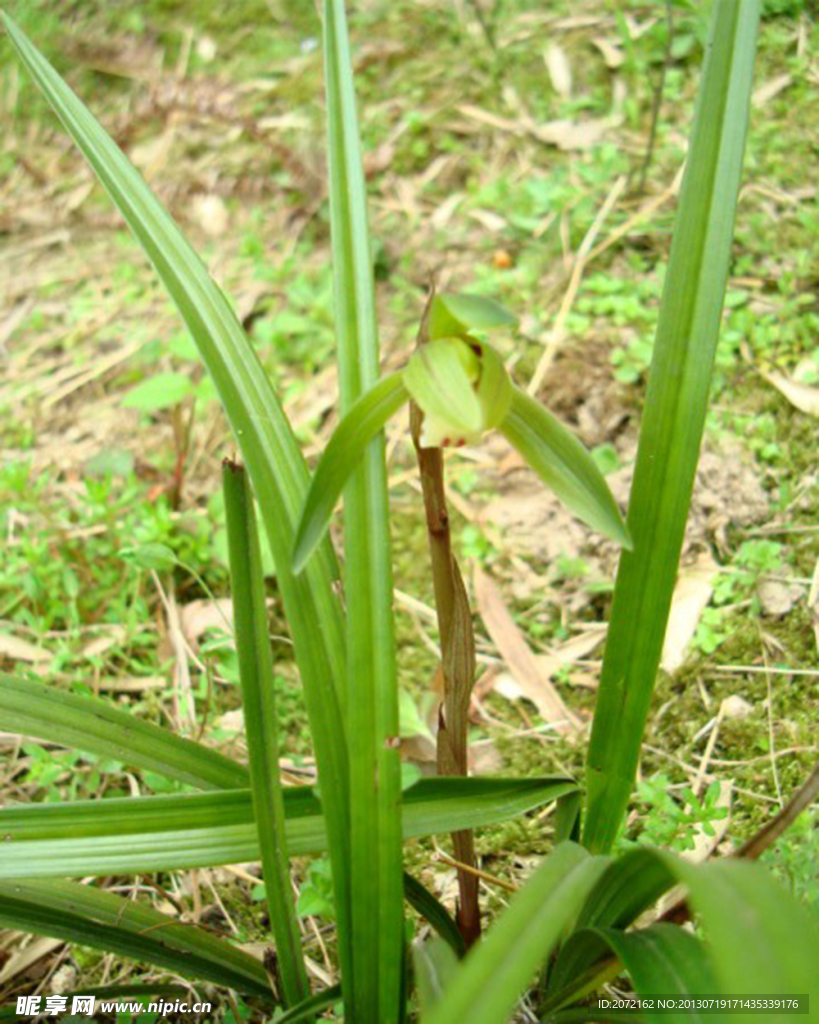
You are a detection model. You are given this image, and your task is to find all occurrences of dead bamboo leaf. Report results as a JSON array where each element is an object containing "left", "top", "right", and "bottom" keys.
[
  {"left": 762, "top": 370, "right": 819, "bottom": 418},
  {"left": 660, "top": 552, "right": 719, "bottom": 673},
  {"left": 752, "top": 73, "right": 793, "bottom": 109},
  {"left": 537, "top": 626, "right": 607, "bottom": 678},
  {"left": 80, "top": 625, "right": 127, "bottom": 660},
  {"left": 591, "top": 36, "right": 625, "bottom": 69},
  {"left": 96, "top": 675, "right": 165, "bottom": 693},
  {"left": 0, "top": 937, "right": 63, "bottom": 987},
  {"left": 0, "top": 632, "right": 50, "bottom": 664},
  {"left": 456, "top": 104, "right": 610, "bottom": 152},
  {"left": 180, "top": 598, "right": 234, "bottom": 647},
  {"left": 544, "top": 43, "right": 572, "bottom": 98},
  {"left": 474, "top": 568, "right": 580, "bottom": 734}
]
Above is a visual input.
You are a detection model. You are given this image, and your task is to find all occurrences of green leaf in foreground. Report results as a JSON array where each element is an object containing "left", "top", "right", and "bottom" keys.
[
  {"left": 0, "top": 879, "right": 272, "bottom": 1000},
  {"left": 546, "top": 847, "right": 818, "bottom": 1020},
  {"left": 293, "top": 372, "right": 408, "bottom": 573},
  {"left": 500, "top": 388, "right": 631, "bottom": 548},
  {"left": 423, "top": 843, "right": 609, "bottom": 1024},
  {"left": 583, "top": 0, "right": 761, "bottom": 853},
  {"left": 0, "top": 777, "right": 578, "bottom": 879}
]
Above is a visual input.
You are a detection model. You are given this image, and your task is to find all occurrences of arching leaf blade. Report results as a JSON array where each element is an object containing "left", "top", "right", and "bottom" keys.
[
  {"left": 0, "top": 777, "right": 578, "bottom": 879},
  {"left": 423, "top": 844, "right": 609, "bottom": 1024},
  {"left": 0, "top": 11, "right": 353, "bottom": 960},
  {"left": 500, "top": 388, "right": 631, "bottom": 548},
  {"left": 403, "top": 873, "right": 466, "bottom": 959},
  {"left": 546, "top": 925, "right": 719, "bottom": 1024},
  {"left": 0, "top": 674, "right": 248, "bottom": 791},
  {"left": 293, "top": 373, "right": 408, "bottom": 574},
  {"left": 548, "top": 848, "right": 817, "bottom": 1017},
  {"left": 0, "top": 879, "right": 273, "bottom": 1000}
]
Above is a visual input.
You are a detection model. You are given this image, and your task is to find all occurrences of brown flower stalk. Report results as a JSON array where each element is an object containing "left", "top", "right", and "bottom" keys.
[{"left": 410, "top": 290, "right": 481, "bottom": 947}]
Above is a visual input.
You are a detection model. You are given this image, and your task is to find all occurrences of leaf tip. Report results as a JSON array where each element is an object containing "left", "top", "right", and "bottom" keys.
[{"left": 620, "top": 522, "right": 634, "bottom": 551}]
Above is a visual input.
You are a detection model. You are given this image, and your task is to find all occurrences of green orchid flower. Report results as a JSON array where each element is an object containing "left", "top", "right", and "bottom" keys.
[
  {"left": 403, "top": 337, "right": 512, "bottom": 448},
  {"left": 292, "top": 293, "right": 632, "bottom": 574}
]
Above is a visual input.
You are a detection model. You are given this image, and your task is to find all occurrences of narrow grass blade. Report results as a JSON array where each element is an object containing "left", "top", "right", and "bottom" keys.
[
  {"left": 323, "top": 1, "right": 402, "bottom": 1017},
  {"left": 403, "top": 874, "right": 466, "bottom": 958},
  {"left": 293, "top": 373, "right": 408, "bottom": 573},
  {"left": 423, "top": 843, "right": 609, "bottom": 1024},
  {"left": 0, "top": 10, "right": 353, "bottom": 959},
  {"left": 223, "top": 461, "right": 310, "bottom": 1008},
  {"left": 500, "top": 388, "right": 631, "bottom": 547},
  {"left": 0, "top": 674, "right": 247, "bottom": 790},
  {"left": 583, "top": 2, "right": 761, "bottom": 853},
  {"left": 0, "top": 879, "right": 272, "bottom": 1000},
  {"left": 548, "top": 847, "right": 680, "bottom": 996},
  {"left": 0, "top": 777, "right": 577, "bottom": 878}
]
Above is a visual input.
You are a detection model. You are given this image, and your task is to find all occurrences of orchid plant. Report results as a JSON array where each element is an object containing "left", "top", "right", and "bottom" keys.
[{"left": 1, "top": 3, "right": 816, "bottom": 1023}]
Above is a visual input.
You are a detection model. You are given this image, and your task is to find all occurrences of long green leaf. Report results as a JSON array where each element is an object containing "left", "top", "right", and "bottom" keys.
[
  {"left": 672, "top": 857, "right": 818, "bottom": 1011},
  {"left": 424, "top": 843, "right": 609, "bottom": 1024},
  {"left": 500, "top": 388, "right": 631, "bottom": 547},
  {"left": 602, "top": 925, "right": 718, "bottom": 1023},
  {"left": 0, "top": 9, "right": 354, "bottom": 975},
  {"left": 583, "top": 1, "right": 761, "bottom": 852},
  {"left": 0, "top": 777, "right": 577, "bottom": 879},
  {"left": 323, "top": 0, "right": 403, "bottom": 1018},
  {"left": 0, "top": 674, "right": 247, "bottom": 790},
  {"left": 545, "top": 925, "right": 719, "bottom": 1024},
  {"left": 548, "top": 848, "right": 817, "bottom": 1016},
  {"left": 223, "top": 462, "right": 309, "bottom": 1008},
  {"left": 293, "top": 373, "right": 408, "bottom": 574},
  {"left": 0, "top": 879, "right": 272, "bottom": 999}
]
